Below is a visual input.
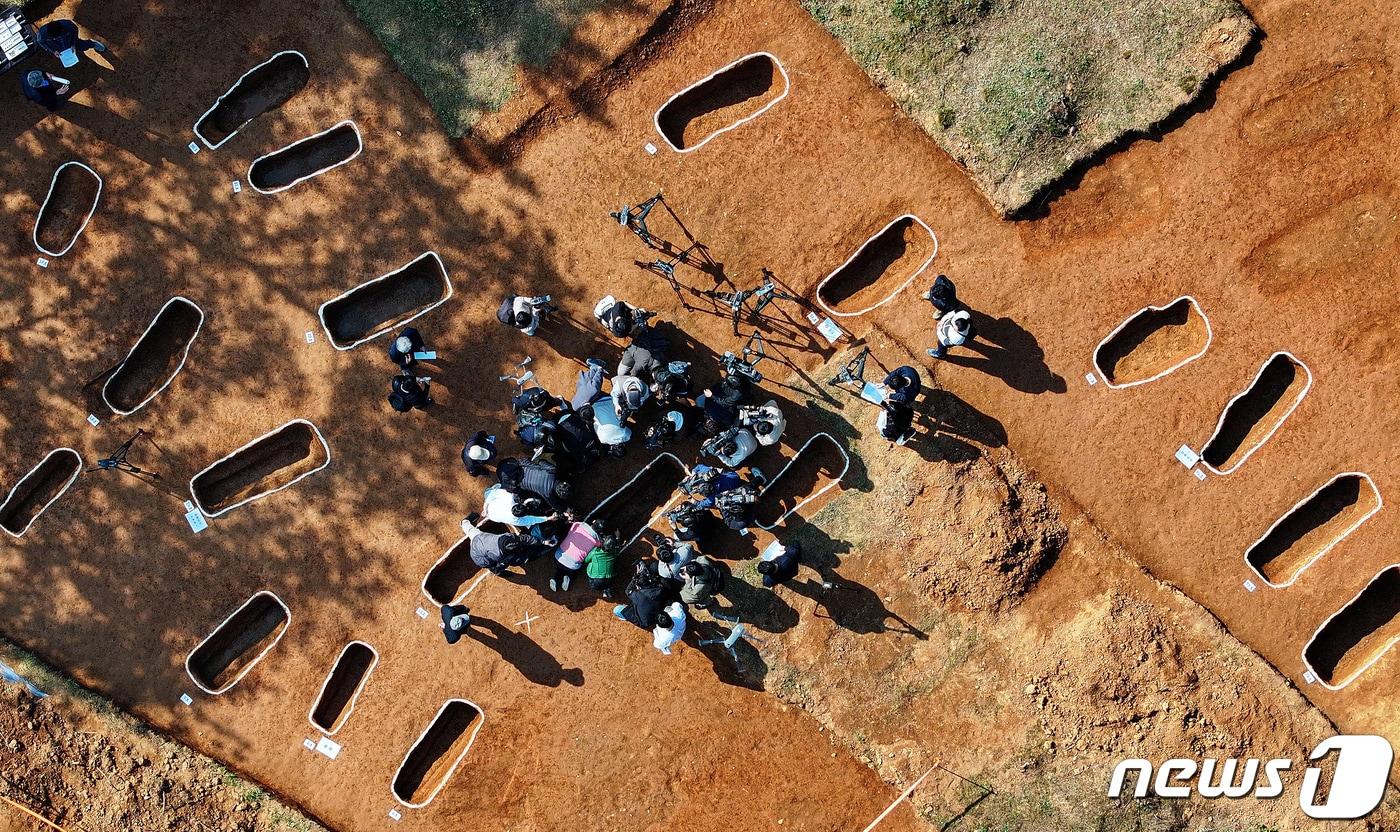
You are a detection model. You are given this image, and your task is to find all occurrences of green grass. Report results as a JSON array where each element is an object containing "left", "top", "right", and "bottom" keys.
[
  {"left": 801, "top": 0, "right": 1254, "bottom": 213},
  {"left": 348, "top": 0, "right": 615, "bottom": 136}
]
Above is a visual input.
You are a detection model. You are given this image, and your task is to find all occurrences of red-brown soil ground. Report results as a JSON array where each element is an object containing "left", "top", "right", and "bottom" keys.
[{"left": 1, "top": 0, "right": 1398, "bottom": 829}]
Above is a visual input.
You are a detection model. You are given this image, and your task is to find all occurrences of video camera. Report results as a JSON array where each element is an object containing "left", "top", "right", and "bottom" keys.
[
  {"left": 678, "top": 465, "right": 720, "bottom": 497},
  {"left": 665, "top": 499, "right": 707, "bottom": 541},
  {"left": 720, "top": 350, "right": 763, "bottom": 384}
]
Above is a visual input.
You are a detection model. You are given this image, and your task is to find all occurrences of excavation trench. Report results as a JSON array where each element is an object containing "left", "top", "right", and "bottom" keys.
[
  {"left": 420, "top": 521, "right": 508, "bottom": 606},
  {"left": 319, "top": 252, "right": 451, "bottom": 349},
  {"left": 392, "top": 700, "right": 484, "bottom": 808},
  {"left": 195, "top": 51, "right": 310, "bottom": 148},
  {"left": 190, "top": 420, "right": 329, "bottom": 517},
  {"left": 1093, "top": 296, "right": 1210, "bottom": 387},
  {"left": 655, "top": 52, "right": 787, "bottom": 151},
  {"left": 34, "top": 162, "right": 100, "bottom": 257},
  {"left": 249, "top": 121, "right": 361, "bottom": 193},
  {"left": 309, "top": 641, "right": 377, "bottom": 735},
  {"left": 186, "top": 591, "right": 289, "bottom": 694},
  {"left": 1200, "top": 352, "right": 1310, "bottom": 474},
  {"left": 816, "top": 216, "right": 936, "bottom": 316},
  {"left": 1305, "top": 566, "right": 1400, "bottom": 690},
  {"left": 1247, "top": 473, "right": 1381, "bottom": 587},
  {"left": 0, "top": 449, "right": 82, "bottom": 538},
  {"left": 756, "top": 433, "right": 849, "bottom": 529},
  {"left": 586, "top": 453, "right": 687, "bottom": 548},
  {"left": 102, "top": 297, "right": 203, "bottom": 415}
]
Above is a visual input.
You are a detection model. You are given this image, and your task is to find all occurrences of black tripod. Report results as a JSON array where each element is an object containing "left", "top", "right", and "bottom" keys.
[
  {"left": 829, "top": 345, "right": 871, "bottom": 388},
  {"left": 86, "top": 429, "right": 165, "bottom": 483},
  {"left": 611, "top": 192, "right": 665, "bottom": 248},
  {"left": 703, "top": 269, "right": 802, "bottom": 335}
]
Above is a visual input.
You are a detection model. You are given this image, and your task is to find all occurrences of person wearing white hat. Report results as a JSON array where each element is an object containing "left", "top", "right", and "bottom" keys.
[
  {"left": 35, "top": 20, "right": 107, "bottom": 69},
  {"left": 461, "top": 431, "right": 496, "bottom": 477},
  {"left": 386, "top": 326, "right": 425, "bottom": 369},
  {"left": 21, "top": 69, "right": 70, "bottom": 112}
]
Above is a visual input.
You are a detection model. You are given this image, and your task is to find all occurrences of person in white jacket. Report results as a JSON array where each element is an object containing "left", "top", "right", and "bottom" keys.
[
  {"left": 652, "top": 601, "right": 687, "bottom": 655},
  {"left": 740, "top": 400, "right": 785, "bottom": 447},
  {"left": 928, "top": 309, "right": 976, "bottom": 359}
]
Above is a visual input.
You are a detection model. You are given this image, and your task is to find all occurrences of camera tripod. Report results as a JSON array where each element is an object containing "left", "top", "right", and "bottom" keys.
[
  {"left": 611, "top": 192, "right": 665, "bottom": 248},
  {"left": 829, "top": 345, "right": 871, "bottom": 388},
  {"left": 86, "top": 429, "right": 165, "bottom": 483},
  {"left": 702, "top": 269, "right": 801, "bottom": 335}
]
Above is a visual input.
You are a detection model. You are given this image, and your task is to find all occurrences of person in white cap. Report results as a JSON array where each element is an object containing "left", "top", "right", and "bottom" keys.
[
  {"left": 652, "top": 602, "right": 687, "bottom": 655},
  {"left": 386, "top": 326, "right": 425, "bottom": 369},
  {"left": 461, "top": 431, "right": 496, "bottom": 477},
  {"left": 739, "top": 400, "right": 785, "bottom": 447},
  {"left": 928, "top": 309, "right": 976, "bottom": 359},
  {"left": 35, "top": 19, "right": 107, "bottom": 68}
]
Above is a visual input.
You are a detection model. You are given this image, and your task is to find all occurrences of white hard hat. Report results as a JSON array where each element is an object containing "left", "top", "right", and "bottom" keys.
[{"left": 467, "top": 445, "right": 490, "bottom": 462}]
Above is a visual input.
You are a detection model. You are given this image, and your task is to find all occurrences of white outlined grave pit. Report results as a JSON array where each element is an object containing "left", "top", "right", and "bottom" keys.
[
  {"left": 391, "top": 699, "right": 485, "bottom": 809},
  {"left": 319, "top": 252, "right": 452, "bottom": 350},
  {"left": 756, "top": 433, "right": 850, "bottom": 530},
  {"left": 815, "top": 215, "right": 937, "bottom": 318},
  {"left": 654, "top": 52, "right": 789, "bottom": 152},
  {"left": 1246, "top": 472, "right": 1382, "bottom": 588},
  {"left": 1199, "top": 351, "right": 1311, "bottom": 475},
  {"left": 248, "top": 120, "right": 362, "bottom": 194},
  {"left": 185, "top": 590, "right": 290, "bottom": 695},
  {"left": 420, "top": 520, "right": 509, "bottom": 607},
  {"left": 0, "top": 448, "right": 82, "bottom": 539},
  {"left": 189, "top": 419, "right": 330, "bottom": 518},
  {"left": 101, "top": 296, "right": 204, "bottom": 415},
  {"left": 1303, "top": 565, "right": 1400, "bottom": 691},
  {"left": 194, "top": 51, "right": 310, "bottom": 149},
  {"left": 1092, "top": 296, "right": 1211, "bottom": 388},
  {"left": 308, "top": 641, "right": 378, "bottom": 735},
  {"left": 34, "top": 161, "right": 101, "bottom": 258},
  {"left": 584, "top": 453, "right": 687, "bottom": 551}
]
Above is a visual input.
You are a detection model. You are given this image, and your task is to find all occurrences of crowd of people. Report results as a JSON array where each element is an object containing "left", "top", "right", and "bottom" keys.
[{"left": 392, "top": 274, "right": 974, "bottom": 656}]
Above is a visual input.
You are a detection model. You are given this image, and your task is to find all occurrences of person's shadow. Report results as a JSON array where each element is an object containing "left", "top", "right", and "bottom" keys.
[
  {"left": 464, "top": 616, "right": 584, "bottom": 687},
  {"left": 941, "top": 312, "right": 1066, "bottom": 395}
]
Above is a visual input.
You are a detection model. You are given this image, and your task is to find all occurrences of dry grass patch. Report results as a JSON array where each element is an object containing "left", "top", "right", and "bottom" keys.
[{"left": 803, "top": 0, "right": 1255, "bottom": 214}]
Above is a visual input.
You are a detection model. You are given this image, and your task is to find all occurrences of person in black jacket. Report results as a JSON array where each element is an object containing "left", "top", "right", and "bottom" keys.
[
  {"left": 462, "top": 431, "right": 496, "bottom": 477},
  {"left": 613, "top": 561, "right": 675, "bottom": 629},
  {"left": 388, "top": 374, "right": 433, "bottom": 412},
  {"left": 879, "top": 366, "right": 922, "bottom": 405},
  {"left": 387, "top": 327, "right": 425, "bottom": 370},
  {"left": 21, "top": 70, "right": 70, "bottom": 112},
  {"left": 757, "top": 542, "right": 802, "bottom": 588}
]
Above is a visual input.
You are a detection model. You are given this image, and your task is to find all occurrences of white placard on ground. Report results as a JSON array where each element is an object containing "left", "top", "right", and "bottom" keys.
[
  {"left": 644, "top": 142, "right": 657, "bottom": 155},
  {"left": 183, "top": 500, "right": 195, "bottom": 512},
  {"left": 817, "top": 318, "right": 843, "bottom": 343},
  {"left": 179, "top": 693, "right": 193, "bottom": 705},
  {"left": 1085, "top": 372, "right": 1098, "bottom": 386},
  {"left": 1175, "top": 444, "right": 1200, "bottom": 468},
  {"left": 36, "top": 257, "right": 48, "bottom": 268},
  {"left": 315, "top": 736, "right": 341, "bottom": 759},
  {"left": 388, "top": 809, "right": 402, "bottom": 821},
  {"left": 232, "top": 180, "right": 241, "bottom": 193},
  {"left": 1303, "top": 671, "right": 1317, "bottom": 684},
  {"left": 304, "top": 330, "right": 315, "bottom": 344},
  {"left": 185, "top": 509, "right": 208, "bottom": 533},
  {"left": 1243, "top": 579, "right": 1257, "bottom": 592},
  {"left": 86, "top": 414, "right": 100, "bottom": 426},
  {"left": 1193, "top": 469, "right": 1207, "bottom": 481},
  {"left": 303, "top": 738, "right": 316, "bottom": 750},
  {"left": 188, "top": 141, "right": 200, "bottom": 154},
  {"left": 415, "top": 606, "right": 429, "bottom": 619}
]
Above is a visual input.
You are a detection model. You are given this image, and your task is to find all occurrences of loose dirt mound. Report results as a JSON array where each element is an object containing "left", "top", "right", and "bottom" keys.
[
  {"left": 34, "top": 163, "right": 99, "bottom": 256},
  {"left": 656, "top": 52, "right": 785, "bottom": 150},
  {"left": 196, "top": 51, "right": 310, "bottom": 147},
  {"left": 909, "top": 458, "right": 1065, "bottom": 614}
]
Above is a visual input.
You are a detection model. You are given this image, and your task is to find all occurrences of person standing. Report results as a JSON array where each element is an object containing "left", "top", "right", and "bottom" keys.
[
  {"left": 387, "top": 327, "right": 425, "bottom": 370},
  {"left": 928, "top": 309, "right": 976, "bottom": 359},
  {"left": 679, "top": 556, "right": 724, "bottom": 610},
  {"left": 388, "top": 373, "right": 433, "bottom": 412},
  {"left": 21, "top": 70, "right": 71, "bottom": 112},
  {"left": 652, "top": 602, "right": 687, "bottom": 655},
  {"left": 461, "top": 431, "right": 496, "bottom": 477},
  {"left": 922, "top": 274, "right": 961, "bottom": 317},
  {"left": 34, "top": 19, "right": 107, "bottom": 68},
  {"left": 440, "top": 604, "right": 478, "bottom": 644},
  {"left": 757, "top": 540, "right": 802, "bottom": 588}
]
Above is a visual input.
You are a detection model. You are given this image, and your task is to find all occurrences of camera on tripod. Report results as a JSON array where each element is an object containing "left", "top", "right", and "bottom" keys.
[
  {"left": 678, "top": 464, "right": 720, "bottom": 497},
  {"left": 720, "top": 350, "right": 763, "bottom": 384}
]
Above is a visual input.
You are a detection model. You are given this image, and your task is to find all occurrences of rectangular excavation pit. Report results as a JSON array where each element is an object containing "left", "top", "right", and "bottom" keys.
[
  {"left": 1093, "top": 296, "right": 1212, "bottom": 388},
  {"left": 1247, "top": 473, "right": 1382, "bottom": 589},
  {"left": 185, "top": 590, "right": 290, "bottom": 695},
  {"left": 33, "top": 161, "right": 101, "bottom": 257},
  {"left": 248, "top": 120, "right": 362, "bottom": 194},
  {"left": 189, "top": 419, "right": 330, "bottom": 518},
  {"left": 1304, "top": 565, "right": 1400, "bottom": 691},
  {"left": 194, "top": 50, "right": 310, "bottom": 149},
  {"left": 0, "top": 448, "right": 82, "bottom": 539},
  {"left": 308, "top": 641, "right": 378, "bottom": 735},
  {"left": 392, "top": 699, "right": 484, "bottom": 809},
  {"left": 756, "top": 433, "right": 850, "bottom": 530},
  {"left": 101, "top": 296, "right": 204, "bottom": 415},
  {"left": 816, "top": 215, "right": 938, "bottom": 317},
  {"left": 585, "top": 452, "right": 688, "bottom": 550},
  {"left": 319, "top": 252, "right": 452, "bottom": 350},
  {"left": 1200, "top": 351, "right": 1311, "bottom": 475},
  {"left": 421, "top": 534, "right": 491, "bottom": 607},
  {"left": 654, "top": 52, "right": 790, "bottom": 153}
]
